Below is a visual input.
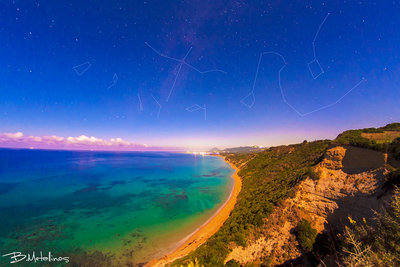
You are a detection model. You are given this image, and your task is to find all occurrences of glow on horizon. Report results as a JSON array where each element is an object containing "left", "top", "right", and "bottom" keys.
[
  {"left": 155, "top": 128, "right": 339, "bottom": 150},
  {"left": 0, "top": 127, "right": 338, "bottom": 152}
]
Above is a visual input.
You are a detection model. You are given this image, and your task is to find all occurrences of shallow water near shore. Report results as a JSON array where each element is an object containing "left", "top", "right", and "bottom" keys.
[{"left": 0, "top": 149, "right": 234, "bottom": 266}]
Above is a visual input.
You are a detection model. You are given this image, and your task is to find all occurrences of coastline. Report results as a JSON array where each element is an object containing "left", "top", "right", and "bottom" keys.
[{"left": 146, "top": 155, "right": 242, "bottom": 267}]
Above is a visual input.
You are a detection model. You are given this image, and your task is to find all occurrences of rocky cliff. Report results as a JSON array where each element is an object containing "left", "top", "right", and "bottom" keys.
[{"left": 225, "top": 145, "right": 394, "bottom": 266}]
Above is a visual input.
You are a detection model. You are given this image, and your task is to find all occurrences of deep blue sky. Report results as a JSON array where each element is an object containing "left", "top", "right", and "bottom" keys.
[{"left": 1, "top": 1, "right": 399, "bottom": 149}]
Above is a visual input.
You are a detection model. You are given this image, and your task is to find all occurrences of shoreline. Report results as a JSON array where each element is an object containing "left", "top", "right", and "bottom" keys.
[{"left": 146, "top": 155, "right": 242, "bottom": 267}]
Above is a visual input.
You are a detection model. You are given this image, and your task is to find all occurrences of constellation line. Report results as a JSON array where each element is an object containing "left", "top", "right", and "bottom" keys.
[
  {"left": 73, "top": 61, "right": 91, "bottom": 76},
  {"left": 151, "top": 94, "right": 162, "bottom": 118},
  {"left": 107, "top": 73, "right": 118, "bottom": 90},
  {"left": 312, "top": 13, "right": 330, "bottom": 59},
  {"left": 145, "top": 42, "right": 227, "bottom": 102},
  {"left": 240, "top": 51, "right": 286, "bottom": 108},
  {"left": 186, "top": 104, "right": 207, "bottom": 120},
  {"left": 272, "top": 52, "right": 365, "bottom": 117},
  {"left": 138, "top": 93, "right": 143, "bottom": 112},
  {"left": 308, "top": 13, "right": 331, "bottom": 79},
  {"left": 241, "top": 51, "right": 366, "bottom": 116}
]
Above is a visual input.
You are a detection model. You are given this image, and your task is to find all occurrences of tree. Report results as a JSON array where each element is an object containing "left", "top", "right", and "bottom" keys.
[{"left": 295, "top": 219, "right": 318, "bottom": 252}]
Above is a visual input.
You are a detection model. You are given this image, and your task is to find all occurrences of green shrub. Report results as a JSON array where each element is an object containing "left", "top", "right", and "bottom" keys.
[
  {"left": 225, "top": 259, "right": 240, "bottom": 267},
  {"left": 306, "top": 166, "right": 319, "bottom": 180},
  {"left": 295, "top": 219, "right": 318, "bottom": 252}
]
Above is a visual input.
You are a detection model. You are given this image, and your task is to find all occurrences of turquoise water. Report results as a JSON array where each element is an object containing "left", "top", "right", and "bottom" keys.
[{"left": 0, "top": 149, "right": 234, "bottom": 266}]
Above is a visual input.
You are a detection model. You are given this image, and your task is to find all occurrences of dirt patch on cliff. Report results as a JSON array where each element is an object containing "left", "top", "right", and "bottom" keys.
[{"left": 361, "top": 131, "right": 400, "bottom": 142}]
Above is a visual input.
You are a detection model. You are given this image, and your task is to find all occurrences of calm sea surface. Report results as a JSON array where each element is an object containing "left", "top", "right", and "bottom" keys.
[{"left": 0, "top": 149, "right": 234, "bottom": 266}]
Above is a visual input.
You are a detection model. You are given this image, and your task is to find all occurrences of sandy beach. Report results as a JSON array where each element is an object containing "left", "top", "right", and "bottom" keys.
[{"left": 146, "top": 155, "right": 242, "bottom": 267}]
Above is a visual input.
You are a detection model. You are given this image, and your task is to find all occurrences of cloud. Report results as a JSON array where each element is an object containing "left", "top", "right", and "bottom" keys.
[
  {"left": 0, "top": 132, "right": 24, "bottom": 140},
  {"left": 110, "top": 138, "right": 131, "bottom": 146},
  {"left": 0, "top": 132, "right": 179, "bottom": 151},
  {"left": 66, "top": 135, "right": 108, "bottom": 145},
  {"left": 42, "top": 135, "right": 65, "bottom": 144},
  {"left": 27, "top": 136, "right": 42, "bottom": 142}
]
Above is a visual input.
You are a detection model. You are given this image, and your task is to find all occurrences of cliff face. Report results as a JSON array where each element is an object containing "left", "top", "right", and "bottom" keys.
[
  {"left": 225, "top": 146, "right": 393, "bottom": 265},
  {"left": 298, "top": 146, "right": 389, "bottom": 231}
]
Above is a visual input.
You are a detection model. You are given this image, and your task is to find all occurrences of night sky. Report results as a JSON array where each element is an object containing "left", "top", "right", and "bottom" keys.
[{"left": 0, "top": 1, "right": 399, "bottom": 150}]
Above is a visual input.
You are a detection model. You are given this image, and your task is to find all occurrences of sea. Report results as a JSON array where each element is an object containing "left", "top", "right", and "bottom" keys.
[{"left": 0, "top": 148, "right": 234, "bottom": 266}]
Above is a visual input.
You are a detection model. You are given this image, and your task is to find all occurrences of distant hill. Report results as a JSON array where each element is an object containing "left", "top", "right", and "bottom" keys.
[{"left": 210, "top": 146, "right": 265, "bottom": 153}]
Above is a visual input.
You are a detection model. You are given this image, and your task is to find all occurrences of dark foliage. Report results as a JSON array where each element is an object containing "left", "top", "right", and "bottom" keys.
[
  {"left": 224, "top": 259, "right": 240, "bottom": 267},
  {"left": 294, "top": 219, "right": 318, "bottom": 252},
  {"left": 390, "top": 137, "right": 400, "bottom": 160}
]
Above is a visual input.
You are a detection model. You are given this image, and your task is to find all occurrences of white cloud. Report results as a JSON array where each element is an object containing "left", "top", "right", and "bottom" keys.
[
  {"left": 66, "top": 135, "right": 107, "bottom": 145},
  {"left": 110, "top": 137, "right": 130, "bottom": 146},
  {"left": 27, "top": 136, "right": 42, "bottom": 142},
  {"left": 42, "top": 135, "right": 65, "bottom": 144},
  {"left": 1, "top": 132, "right": 24, "bottom": 140}
]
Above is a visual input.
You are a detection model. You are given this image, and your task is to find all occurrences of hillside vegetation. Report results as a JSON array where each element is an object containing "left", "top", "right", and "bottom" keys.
[
  {"left": 174, "top": 123, "right": 400, "bottom": 267},
  {"left": 174, "top": 140, "right": 330, "bottom": 266}
]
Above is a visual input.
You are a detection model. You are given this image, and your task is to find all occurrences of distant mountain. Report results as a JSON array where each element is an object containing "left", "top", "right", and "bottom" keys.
[
  {"left": 213, "top": 146, "right": 265, "bottom": 153},
  {"left": 209, "top": 147, "right": 220, "bottom": 153}
]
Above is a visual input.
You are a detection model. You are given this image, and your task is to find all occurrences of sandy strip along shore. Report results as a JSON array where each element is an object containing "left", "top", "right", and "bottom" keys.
[{"left": 146, "top": 155, "right": 242, "bottom": 267}]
